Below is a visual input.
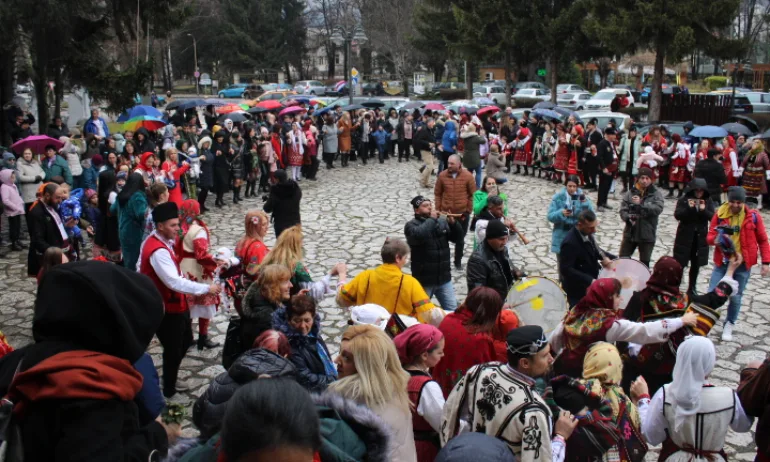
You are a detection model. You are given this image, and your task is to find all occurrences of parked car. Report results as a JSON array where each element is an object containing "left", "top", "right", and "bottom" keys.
[
  {"left": 575, "top": 111, "right": 632, "bottom": 132},
  {"left": 639, "top": 84, "right": 682, "bottom": 104},
  {"left": 292, "top": 80, "right": 326, "bottom": 95},
  {"left": 612, "top": 84, "right": 642, "bottom": 103},
  {"left": 556, "top": 92, "right": 592, "bottom": 110},
  {"left": 742, "top": 92, "right": 770, "bottom": 113},
  {"left": 556, "top": 84, "right": 587, "bottom": 94},
  {"left": 256, "top": 90, "right": 297, "bottom": 102},
  {"left": 716, "top": 86, "right": 753, "bottom": 93},
  {"left": 324, "top": 83, "right": 349, "bottom": 96},
  {"left": 514, "top": 88, "right": 552, "bottom": 103},
  {"left": 218, "top": 83, "right": 265, "bottom": 99},
  {"left": 513, "top": 81, "right": 549, "bottom": 94},
  {"left": 584, "top": 88, "right": 635, "bottom": 110},
  {"left": 706, "top": 92, "right": 753, "bottom": 114},
  {"left": 473, "top": 85, "right": 508, "bottom": 104}
]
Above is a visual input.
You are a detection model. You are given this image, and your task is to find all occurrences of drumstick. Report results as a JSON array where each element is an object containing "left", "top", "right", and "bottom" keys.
[{"left": 507, "top": 294, "right": 542, "bottom": 310}]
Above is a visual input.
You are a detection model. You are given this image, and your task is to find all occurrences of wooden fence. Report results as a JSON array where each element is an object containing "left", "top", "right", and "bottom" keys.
[{"left": 660, "top": 94, "right": 732, "bottom": 125}]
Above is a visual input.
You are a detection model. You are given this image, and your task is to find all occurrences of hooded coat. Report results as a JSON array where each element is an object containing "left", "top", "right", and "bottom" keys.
[
  {"left": 441, "top": 121, "right": 458, "bottom": 153},
  {"left": 272, "top": 308, "right": 336, "bottom": 392},
  {"left": 263, "top": 177, "right": 302, "bottom": 237},
  {"left": 197, "top": 138, "right": 215, "bottom": 190},
  {"left": 41, "top": 153, "right": 73, "bottom": 185},
  {"left": 135, "top": 128, "right": 156, "bottom": 156},
  {"left": 211, "top": 134, "right": 231, "bottom": 194},
  {"left": 0, "top": 169, "right": 24, "bottom": 217},
  {"left": 192, "top": 348, "right": 297, "bottom": 440},
  {"left": 0, "top": 262, "right": 169, "bottom": 460},
  {"left": 673, "top": 178, "right": 715, "bottom": 267}
]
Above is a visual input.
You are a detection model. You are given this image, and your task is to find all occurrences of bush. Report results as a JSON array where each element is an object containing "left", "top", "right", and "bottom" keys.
[
  {"left": 440, "top": 89, "right": 467, "bottom": 100},
  {"left": 704, "top": 76, "right": 728, "bottom": 91},
  {"left": 512, "top": 97, "right": 543, "bottom": 109}
]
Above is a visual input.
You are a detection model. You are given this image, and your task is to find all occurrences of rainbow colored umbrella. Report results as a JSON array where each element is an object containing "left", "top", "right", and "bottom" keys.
[
  {"left": 122, "top": 115, "right": 167, "bottom": 132},
  {"left": 219, "top": 103, "right": 245, "bottom": 114}
]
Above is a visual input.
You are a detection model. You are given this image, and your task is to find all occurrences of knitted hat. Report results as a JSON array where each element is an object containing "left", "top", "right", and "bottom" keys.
[
  {"left": 91, "top": 153, "right": 103, "bottom": 167},
  {"left": 637, "top": 167, "right": 654, "bottom": 179},
  {"left": 485, "top": 220, "right": 509, "bottom": 240},
  {"left": 85, "top": 189, "right": 97, "bottom": 201},
  {"left": 727, "top": 186, "right": 746, "bottom": 203}
]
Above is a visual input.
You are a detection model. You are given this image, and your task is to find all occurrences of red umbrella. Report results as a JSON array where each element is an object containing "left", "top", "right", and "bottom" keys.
[
  {"left": 278, "top": 106, "right": 307, "bottom": 117},
  {"left": 256, "top": 100, "right": 284, "bottom": 110},
  {"left": 219, "top": 103, "right": 244, "bottom": 114},
  {"left": 11, "top": 135, "right": 64, "bottom": 155},
  {"left": 424, "top": 102, "right": 446, "bottom": 111},
  {"left": 477, "top": 105, "right": 500, "bottom": 116}
]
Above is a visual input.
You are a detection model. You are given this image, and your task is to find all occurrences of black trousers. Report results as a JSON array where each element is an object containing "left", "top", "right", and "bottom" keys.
[
  {"left": 7, "top": 215, "right": 21, "bottom": 242},
  {"left": 454, "top": 215, "right": 470, "bottom": 266},
  {"left": 197, "top": 187, "right": 209, "bottom": 209},
  {"left": 598, "top": 172, "right": 613, "bottom": 206},
  {"left": 675, "top": 243, "right": 702, "bottom": 294},
  {"left": 306, "top": 156, "right": 320, "bottom": 179},
  {"left": 156, "top": 311, "right": 193, "bottom": 397},
  {"left": 584, "top": 165, "right": 598, "bottom": 188},
  {"left": 619, "top": 239, "right": 655, "bottom": 268},
  {"left": 399, "top": 141, "right": 410, "bottom": 160}
]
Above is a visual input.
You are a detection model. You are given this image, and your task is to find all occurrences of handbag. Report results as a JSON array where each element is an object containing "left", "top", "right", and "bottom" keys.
[{"left": 221, "top": 316, "right": 243, "bottom": 370}]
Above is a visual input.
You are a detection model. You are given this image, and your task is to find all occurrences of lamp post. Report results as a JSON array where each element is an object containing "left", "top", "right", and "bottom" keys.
[
  {"left": 187, "top": 33, "right": 199, "bottom": 96},
  {"left": 330, "top": 26, "right": 367, "bottom": 105}
]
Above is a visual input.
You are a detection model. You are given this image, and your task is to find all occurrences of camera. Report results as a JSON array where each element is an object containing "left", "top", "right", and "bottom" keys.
[
  {"left": 717, "top": 225, "right": 739, "bottom": 236},
  {"left": 628, "top": 203, "right": 642, "bottom": 219}
]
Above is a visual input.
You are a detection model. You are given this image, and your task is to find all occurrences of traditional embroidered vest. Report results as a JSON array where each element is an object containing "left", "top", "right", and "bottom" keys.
[{"left": 139, "top": 234, "right": 187, "bottom": 314}]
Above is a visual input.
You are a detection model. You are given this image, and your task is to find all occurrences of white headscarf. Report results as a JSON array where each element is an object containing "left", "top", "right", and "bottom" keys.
[{"left": 668, "top": 336, "right": 716, "bottom": 432}]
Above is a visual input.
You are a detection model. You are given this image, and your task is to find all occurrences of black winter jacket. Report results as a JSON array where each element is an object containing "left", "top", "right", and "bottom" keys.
[
  {"left": 619, "top": 183, "right": 664, "bottom": 243},
  {"left": 47, "top": 123, "right": 71, "bottom": 139},
  {"left": 404, "top": 215, "right": 459, "bottom": 287},
  {"left": 693, "top": 158, "right": 727, "bottom": 203},
  {"left": 198, "top": 149, "right": 215, "bottom": 190},
  {"left": 192, "top": 348, "right": 296, "bottom": 439},
  {"left": 264, "top": 180, "right": 302, "bottom": 237},
  {"left": 412, "top": 125, "right": 435, "bottom": 152},
  {"left": 228, "top": 151, "right": 244, "bottom": 180},
  {"left": 272, "top": 308, "right": 336, "bottom": 393},
  {"left": 673, "top": 178, "right": 714, "bottom": 266},
  {"left": 466, "top": 241, "right": 519, "bottom": 300},
  {"left": 241, "top": 288, "right": 282, "bottom": 355}
]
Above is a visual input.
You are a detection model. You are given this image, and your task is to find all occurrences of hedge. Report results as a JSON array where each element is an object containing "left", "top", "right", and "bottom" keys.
[
  {"left": 512, "top": 98, "right": 543, "bottom": 109},
  {"left": 704, "top": 76, "right": 728, "bottom": 91}
]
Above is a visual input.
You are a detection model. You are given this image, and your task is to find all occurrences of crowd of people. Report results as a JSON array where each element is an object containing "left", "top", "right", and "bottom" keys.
[{"left": 0, "top": 96, "right": 768, "bottom": 462}]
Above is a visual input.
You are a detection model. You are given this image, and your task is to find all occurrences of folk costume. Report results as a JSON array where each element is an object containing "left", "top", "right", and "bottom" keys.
[
  {"left": 442, "top": 326, "right": 566, "bottom": 462},
  {"left": 740, "top": 144, "right": 770, "bottom": 199}
]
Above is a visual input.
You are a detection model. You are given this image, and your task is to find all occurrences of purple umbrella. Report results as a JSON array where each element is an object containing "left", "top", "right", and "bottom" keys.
[
  {"left": 11, "top": 135, "right": 64, "bottom": 155},
  {"left": 278, "top": 106, "right": 307, "bottom": 117}
]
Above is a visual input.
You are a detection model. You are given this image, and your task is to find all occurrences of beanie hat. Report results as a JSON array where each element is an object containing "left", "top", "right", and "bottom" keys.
[
  {"left": 637, "top": 167, "right": 654, "bottom": 179},
  {"left": 727, "top": 186, "right": 746, "bottom": 203},
  {"left": 485, "top": 220, "right": 509, "bottom": 240}
]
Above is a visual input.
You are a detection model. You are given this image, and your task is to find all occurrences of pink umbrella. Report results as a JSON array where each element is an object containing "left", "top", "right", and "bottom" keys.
[
  {"left": 424, "top": 102, "right": 446, "bottom": 111},
  {"left": 477, "top": 105, "right": 500, "bottom": 116},
  {"left": 11, "top": 135, "right": 64, "bottom": 155},
  {"left": 278, "top": 106, "right": 306, "bottom": 117}
]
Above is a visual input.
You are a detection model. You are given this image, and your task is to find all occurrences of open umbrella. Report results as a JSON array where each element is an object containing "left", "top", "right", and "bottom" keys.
[
  {"left": 218, "top": 103, "right": 245, "bottom": 114},
  {"left": 116, "top": 105, "right": 163, "bottom": 122},
  {"left": 122, "top": 116, "right": 168, "bottom": 132},
  {"left": 689, "top": 125, "right": 729, "bottom": 139},
  {"left": 164, "top": 100, "right": 186, "bottom": 110},
  {"left": 760, "top": 128, "right": 770, "bottom": 139},
  {"left": 532, "top": 108, "right": 563, "bottom": 120},
  {"left": 256, "top": 100, "right": 284, "bottom": 110},
  {"left": 477, "top": 106, "right": 500, "bottom": 116},
  {"left": 721, "top": 122, "right": 754, "bottom": 136},
  {"left": 311, "top": 99, "right": 327, "bottom": 107},
  {"left": 279, "top": 106, "right": 307, "bottom": 117},
  {"left": 283, "top": 97, "right": 310, "bottom": 106},
  {"left": 204, "top": 99, "right": 227, "bottom": 107},
  {"left": 473, "top": 97, "right": 495, "bottom": 106},
  {"left": 11, "top": 135, "right": 64, "bottom": 154},
  {"left": 175, "top": 99, "right": 208, "bottom": 111},
  {"left": 342, "top": 104, "right": 365, "bottom": 111},
  {"left": 315, "top": 107, "right": 332, "bottom": 116},
  {"left": 402, "top": 101, "right": 425, "bottom": 110},
  {"left": 533, "top": 101, "right": 556, "bottom": 110},
  {"left": 362, "top": 99, "right": 385, "bottom": 108},
  {"left": 727, "top": 115, "right": 759, "bottom": 133},
  {"left": 218, "top": 112, "right": 250, "bottom": 124},
  {"left": 554, "top": 107, "right": 581, "bottom": 121},
  {"left": 247, "top": 106, "right": 269, "bottom": 115},
  {"left": 424, "top": 102, "right": 446, "bottom": 111}
]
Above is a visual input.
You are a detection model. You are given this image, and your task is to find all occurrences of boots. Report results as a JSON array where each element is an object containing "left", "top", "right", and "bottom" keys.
[
  {"left": 515, "top": 166, "right": 521, "bottom": 174},
  {"left": 677, "top": 188, "right": 684, "bottom": 198},
  {"left": 197, "top": 334, "right": 220, "bottom": 350},
  {"left": 523, "top": 167, "right": 529, "bottom": 176},
  {"left": 667, "top": 188, "right": 675, "bottom": 198},
  {"left": 342, "top": 153, "right": 349, "bottom": 167}
]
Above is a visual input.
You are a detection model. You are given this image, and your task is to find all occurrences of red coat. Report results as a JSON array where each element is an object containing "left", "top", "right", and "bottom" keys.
[
  {"left": 707, "top": 205, "right": 770, "bottom": 269},
  {"left": 162, "top": 161, "right": 190, "bottom": 207}
]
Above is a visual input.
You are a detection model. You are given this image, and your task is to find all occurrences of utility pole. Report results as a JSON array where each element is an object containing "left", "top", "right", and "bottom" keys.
[{"left": 188, "top": 34, "right": 199, "bottom": 95}]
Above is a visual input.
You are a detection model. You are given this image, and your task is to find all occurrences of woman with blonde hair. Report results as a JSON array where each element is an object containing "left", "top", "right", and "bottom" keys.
[
  {"left": 260, "top": 224, "right": 346, "bottom": 302},
  {"left": 241, "top": 264, "right": 293, "bottom": 356},
  {"left": 161, "top": 147, "right": 190, "bottom": 207},
  {"left": 330, "top": 324, "right": 416, "bottom": 462},
  {"left": 235, "top": 210, "right": 270, "bottom": 277}
]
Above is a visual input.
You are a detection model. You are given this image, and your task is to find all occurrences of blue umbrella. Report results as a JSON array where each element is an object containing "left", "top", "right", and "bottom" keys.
[
  {"left": 689, "top": 125, "right": 729, "bottom": 139},
  {"left": 315, "top": 107, "right": 332, "bottom": 116},
  {"left": 532, "top": 108, "right": 562, "bottom": 120},
  {"left": 342, "top": 104, "right": 365, "bottom": 111},
  {"left": 116, "top": 105, "right": 163, "bottom": 122},
  {"left": 533, "top": 101, "right": 556, "bottom": 110},
  {"left": 473, "top": 97, "right": 495, "bottom": 106}
]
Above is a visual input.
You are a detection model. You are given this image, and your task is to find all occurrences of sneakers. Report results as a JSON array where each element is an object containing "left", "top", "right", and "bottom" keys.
[{"left": 721, "top": 322, "right": 734, "bottom": 341}]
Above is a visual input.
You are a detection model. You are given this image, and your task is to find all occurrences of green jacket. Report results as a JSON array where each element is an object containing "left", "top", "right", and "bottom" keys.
[
  {"left": 41, "top": 155, "right": 73, "bottom": 186},
  {"left": 111, "top": 191, "right": 148, "bottom": 271}
]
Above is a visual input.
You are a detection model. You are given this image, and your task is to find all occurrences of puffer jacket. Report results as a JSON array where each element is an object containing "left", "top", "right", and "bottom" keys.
[
  {"left": 485, "top": 151, "right": 506, "bottom": 181},
  {"left": 228, "top": 150, "right": 244, "bottom": 180},
  {"left": 192, "top": 348, "right": 296, "bottom": 440},
  {"left": 619, "top": 183, "right": 664, "bottom": 244},
  {"left": 271, "top": 308, "right": 336, "bottom": 393},
  {"left": 434, "top": 167, "right": 475, "bottom": 215},
  {"left": 41, "top": 154, "right": 73, "bottom": 185},
  {"left": 673, "top": 178, "right": 714, "bottom": 267},
  {"left": 707, "top": 203, "right": 770, "bottom": 269},
  {"left": 16, "top": 157, "right": 45, "bottom": 203},
  {"left": 404, "top": 215, "right": 459, "bottom": 287},
  {"left": 466, "top": 241, "right": 520, "bottom": 300},
  {"left": 241, "top": 287, "right": 282, "bottom": 354},
  {"left": 547, "top": 187, "right": 594, "bottom": 253}
]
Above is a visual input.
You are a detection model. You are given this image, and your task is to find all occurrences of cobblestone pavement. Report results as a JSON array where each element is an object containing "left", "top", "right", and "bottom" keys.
[{"left": 1, "top": 157, "right": 766, "bottom": 456}]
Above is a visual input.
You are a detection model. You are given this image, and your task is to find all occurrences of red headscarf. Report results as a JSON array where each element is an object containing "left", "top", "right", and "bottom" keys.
[
  {"left": 573, "top": 124, "right": 584, "bottom": 137},
  {"left": 563, "top": 278, "right": 620, "bottom": 348},
  {"left": 645, "top": 256, "right": 683, "bottom": 297},
  {"left": 569, "top": 278, "right": 619, "bottom": 316},
  {"left": 393, "top": 324, "right": 443, "bottom": 365},
  {"left": 178, "top": 199, "right": 209, "bottom": 240},
  {"left": 140, "top": 152, "right": 155, "bottom": 169}
]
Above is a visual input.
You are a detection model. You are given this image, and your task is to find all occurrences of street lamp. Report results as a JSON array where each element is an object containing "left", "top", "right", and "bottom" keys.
[
  {"left": 187, "top": 33, "right": 199, "bottom": 96},
  {"left": 330, "top": 25, "right": 367, "bottom": 105}
]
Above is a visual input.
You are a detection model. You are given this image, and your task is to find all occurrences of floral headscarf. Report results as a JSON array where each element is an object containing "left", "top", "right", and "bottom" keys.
[
  {"left": 639, "top": 256, "right": 686, "bottom": 319},
  {"left": 563, "top": 279, "right": 620, "bottom": 349},
  {"left": 581, "top": 342, "right": 640, "bottom": 427},
  {"left": 178, "top": 199, "right": 208, "bottom": 240}
]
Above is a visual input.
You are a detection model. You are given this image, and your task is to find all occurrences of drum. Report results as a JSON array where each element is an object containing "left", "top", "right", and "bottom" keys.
[
  {"left": 598, "top": 258, "right": 651, "bottom": 311},
  {"left": 506, "top": 276, "right": 567, "bottom": 334},
  {"left": 685, "top": 302, "right": 720, "bottom": 337}
]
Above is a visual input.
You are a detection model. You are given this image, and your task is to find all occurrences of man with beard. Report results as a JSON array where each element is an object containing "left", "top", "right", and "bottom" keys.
[
  {"left": 404, "top": 195, "right": 461, "bottom": 311},
  {"left": 442, "top": 325, "right": 578, "bottom": 461},
  {"left": 466, "top": 219, "right": 523, "bottom": 301},
  {"left": 27, "top": 183, "right": 71, "bottom": 276},
  {"left": 619, "top": 167, "right": 664, "bottom": 267},
  {"left": 435, "top": 154, "right": 476, "bottom": 269},
  {"left": 138, "top": 202, "right": 221, "bottom": 397}
]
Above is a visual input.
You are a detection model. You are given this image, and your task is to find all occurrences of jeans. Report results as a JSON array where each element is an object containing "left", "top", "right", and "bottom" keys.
[
  {"left": 423, "top": 281, "right": 458, "bottom": 311},
  {"left": 709, "top": 263, "right": 751, "bottom": 324},
  {"left": 377, "top": 143, "right": 386, "bottom": 163},
  {"left": 471, "top": 164, "right": 483, "bottom": 189}
]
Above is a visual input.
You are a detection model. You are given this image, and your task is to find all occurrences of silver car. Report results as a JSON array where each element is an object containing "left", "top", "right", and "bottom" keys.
[
  {"left": 743, "top": 92, "right": 770, "bottom": 113},
  {"left": 293, "top": 80, "right": 326, "bottom": 95},
  {"left": 556, "top": 92, "right": 592, "bottom": 110}
]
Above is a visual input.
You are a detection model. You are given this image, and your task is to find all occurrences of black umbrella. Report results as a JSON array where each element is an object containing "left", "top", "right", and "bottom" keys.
[
  {"left": 217, "top": 112, "right": 250, "bottom": 124},
  {"left": 204, "top": 98, "right": 227, "bottom": 107},
  {"left": 402, "top": 101, "right": 425, "bottom": 110},
  {"left": 177, "top": 99, "right": 208, "bottom": 111},
  {"left": 165, "top": 100, "right": 186, "bottom": 110},
  {"left": 721, "top": 122, "right": 754, "bottom": 136},
  {"left": 760, "top": 128, "right": 770, "bottom": 139},
  {"left": 342, "top": 104, "right": 365, "bottom": 111},
  {"left": 727, "top": 115, "right": 759, "bottom": 134},
  {"left": 362, "top": 99, "right": 385, "bottom": 108},
  {"left": 532, "top": 101, "right": 556, "bottom": 110},
  {"left": 247, "top": 107, "right": 269, "bottom": 114},
  {"left": 554, "top": 107, "right": 582, "bottom": 121}
]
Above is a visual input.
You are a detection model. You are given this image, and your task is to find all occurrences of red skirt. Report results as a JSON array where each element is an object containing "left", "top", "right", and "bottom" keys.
[
  {"left": 669, "top": 166, "right": 689, "bottom": 183},
  {"left": 513, "top": 147, "right": 531, "bottom": 166},
  {"left": 554, "top": 145, "right": 569, "bottom": 172}
]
